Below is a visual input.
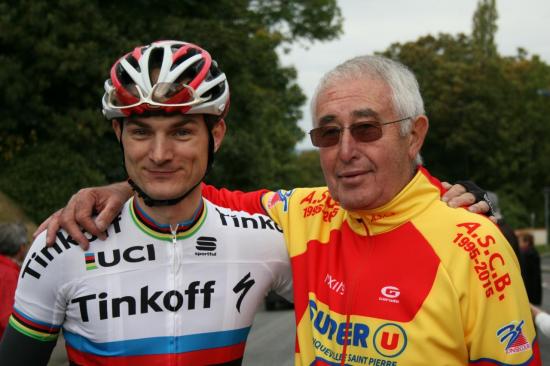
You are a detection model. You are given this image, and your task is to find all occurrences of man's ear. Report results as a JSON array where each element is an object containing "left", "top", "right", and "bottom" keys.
[
  {"left": 408, "top": 115, "right": 429, "bottom": 160},
  {"left": 211, "top": 119, "right": 227, "bottom": 152},
  {"left": 112, "top": 119, "right": 122, "bottom": 142}
]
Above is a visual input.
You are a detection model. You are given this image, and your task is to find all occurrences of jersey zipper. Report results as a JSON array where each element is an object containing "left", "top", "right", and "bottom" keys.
[
  {"left": 340, "top": 218, "right": 372, "bottom": 366},
  {"left": 170, "top": 223, "right": 179, "bottom": 366}
]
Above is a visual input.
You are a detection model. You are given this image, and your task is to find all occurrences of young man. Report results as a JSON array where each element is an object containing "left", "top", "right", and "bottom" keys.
[{"left": 0, "top": 40, "right": 292, "bottom": 365}]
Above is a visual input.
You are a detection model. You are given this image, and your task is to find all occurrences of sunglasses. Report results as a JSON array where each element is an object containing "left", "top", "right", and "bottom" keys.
[
  {"left": 107, "top": 82, "right": 211, "bottom": 110},
  {"left": 308, "top": 117, "right": 412, "bottom": 147}
]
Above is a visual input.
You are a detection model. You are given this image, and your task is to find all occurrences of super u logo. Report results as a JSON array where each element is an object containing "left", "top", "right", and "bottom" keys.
[{"left": 373, "top": 323, "right": 407, "bottom": 358}]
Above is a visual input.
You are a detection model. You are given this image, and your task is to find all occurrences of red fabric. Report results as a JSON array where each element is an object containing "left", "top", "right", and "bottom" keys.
[
  {"left": 201, "top": 183, "right": 269, "bottom": 215},
  {"left": 0, "top": 255, "right": 20, "bottom": 339},
  {"left": 66, "top": 341, "right": 246, "bottom": 365}
]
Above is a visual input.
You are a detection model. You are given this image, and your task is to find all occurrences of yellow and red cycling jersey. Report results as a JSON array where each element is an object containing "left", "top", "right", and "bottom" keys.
[{"left": 207, "top": 167, "right": 540, "bottom": 365}]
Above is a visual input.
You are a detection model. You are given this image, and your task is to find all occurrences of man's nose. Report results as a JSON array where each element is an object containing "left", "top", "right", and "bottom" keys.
[
  {"left": 337, "top": 128, "right": 358, "bottom": 162},
  {"left": 149, "top": 135, "right": 173, "bottom": 163}
]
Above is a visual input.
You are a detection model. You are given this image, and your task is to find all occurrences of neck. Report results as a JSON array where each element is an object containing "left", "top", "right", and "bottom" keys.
[{"left": 134, "top": 185, "right": 203, "bottom": 226}]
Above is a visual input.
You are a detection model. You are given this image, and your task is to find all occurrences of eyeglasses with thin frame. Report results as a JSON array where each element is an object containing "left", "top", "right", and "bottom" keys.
[
  {"left": 308, "top": 116, "right": 412, "bottom": 148},
  {"left": 107, "top": 82, "right": 211, "bottom": 110}
]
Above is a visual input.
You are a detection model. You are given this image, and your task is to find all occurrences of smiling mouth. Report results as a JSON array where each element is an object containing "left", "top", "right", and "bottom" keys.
[
  {"left": 337, "top": 170, "right": 369, "bottom": 179},
  {"left": 145, "top": 169, "right": 179, "bottom": 177}
]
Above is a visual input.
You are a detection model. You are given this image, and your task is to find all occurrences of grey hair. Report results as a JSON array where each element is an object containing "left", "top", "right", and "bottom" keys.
[
  {"left": 0, "top": 222, "right": 28, "bottom": 256},
  {"left": 310, "top": 55, "right": 425, "bottom": 165}
]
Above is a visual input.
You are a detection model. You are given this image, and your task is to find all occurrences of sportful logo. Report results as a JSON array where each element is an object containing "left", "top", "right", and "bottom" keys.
[
  {"left": 497, "top": 320, "right": 531, "bottom": 354},
  {"left": 379, "top": 286, "right": 400, "bottom": 304},
  {"left": 195, "top": 236, "right": 217, "bottom": 256}
]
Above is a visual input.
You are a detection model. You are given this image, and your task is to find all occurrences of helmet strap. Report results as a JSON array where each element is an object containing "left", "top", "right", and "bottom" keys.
[{"left": 127, "top": 178, "right": 202, "bottom": 207}]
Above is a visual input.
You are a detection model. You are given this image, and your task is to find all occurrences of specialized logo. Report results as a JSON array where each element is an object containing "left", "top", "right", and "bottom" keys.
[
  {"left": 233, "top": 272, "right": 255, "bottom": 313},
  {"left": 373, "top": 323, "right": 407, "bottom": 358},
  {"left": 324, "top": 273, "right": 345, "bottom": 295},
  {"left": 379, "top": 286, "right": 400, "bottom": 304},
  {"left": 497, "top": 320, "right": 531, "bottom": 354},
  {"left": 216, "top": 208, "right": 282, "bottom": 232},
  {"left": 195, "top": 236, "right": 217, "bottom": 256},
  {"left": 83, "top": 244, "right": 156, "bottom": 270},
  {"left": 267, "top": 190, "right": 294, "bottom": 212},
  {"left": 71, "top": 282, "right": 215, "bottom": 322}
]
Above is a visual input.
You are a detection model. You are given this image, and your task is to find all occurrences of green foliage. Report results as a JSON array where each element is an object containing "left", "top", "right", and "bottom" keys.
[
  {"left": 283, "top": 150, "right": 325, "bottom": 188},
  {"left": 381, "top": 13, "right": 550, "bottom": 228},
  {"left": 0, "top": 143, "right": 106, "bottom": 222},
  {"left": 472, "top": 0, "right": 498, "bottom": 57},
  {"left": 0, "top": 0, "right": 342, "bottom": 221}
]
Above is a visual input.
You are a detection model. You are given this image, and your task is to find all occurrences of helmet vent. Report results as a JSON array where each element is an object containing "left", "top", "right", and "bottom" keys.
[
  {"left": 148, "top": 48, "right": 165, "bottom": 84},
  {"left": 170, "top": 47, "right": 200, "bottom": 71},
  {"left": 174, "top": 58, "right": 204, "bottom": 86},
  {"left": 125, "top": 55, "right": 140, "bottom": 71}
]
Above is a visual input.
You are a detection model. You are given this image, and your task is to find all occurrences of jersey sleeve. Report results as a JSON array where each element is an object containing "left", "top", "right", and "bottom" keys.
[
  {"left": 427, "top": 215, "right": 542, "bottom": 365},
  {"left": 468, "top": 226, "right": 541, "bottom": 364},
  {"left": 201, "top": 183, "right": 269, "bottom": 215},
  {"left": 0, "top": 325, "right": 57, "bottom": 365},
  {"left": 0, "top": 232, "right": 66, "bottom": 364}
]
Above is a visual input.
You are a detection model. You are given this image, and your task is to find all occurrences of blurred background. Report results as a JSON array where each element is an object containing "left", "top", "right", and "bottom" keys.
[
  {"left": 1, "top": 0, "right": 550, "bottom": 233},
  {"left": 1, "top": 0, "right": 549, "bottom": 364}
]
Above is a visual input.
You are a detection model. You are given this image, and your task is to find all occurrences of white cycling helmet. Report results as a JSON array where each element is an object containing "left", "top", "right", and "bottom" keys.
[{"left": 102, "top": 40, "right": 230, "bottom": 120}]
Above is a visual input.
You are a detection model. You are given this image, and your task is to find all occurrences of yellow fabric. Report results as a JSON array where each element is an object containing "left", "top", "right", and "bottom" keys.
[{"left": 261, "top": 168, "right": 538, "bottom": 365}]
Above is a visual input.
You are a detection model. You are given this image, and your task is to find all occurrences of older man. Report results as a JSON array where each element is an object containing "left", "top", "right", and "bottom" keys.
[
  {"left": 227, "top": 55, "right": 540, "bottom": 365},
  {"left": 37, "top": 55, "right": 530, "bottom": 365}
]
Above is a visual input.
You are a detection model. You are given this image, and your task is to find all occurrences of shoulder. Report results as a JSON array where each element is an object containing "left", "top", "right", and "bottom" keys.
[
  {"left": 20, "top": 205, "right": 131, "bottom": 284},
  {"left": 202, "top": 199, "right": 287, "bottom": 260},
  {"left": 412, "top": 201, "right": 514, "bottom": 265},
  {"left": 204, "top": 199, "right": 283, "bottom": 234},
  {"left": 413, "top": 204, "right": 524, "bottom": 297},
  {"left": 261, "top": 186, "right": 340, "bottom": 219},
  {"left": 414, "top": 198, "right": 502, "bottom": 240}
]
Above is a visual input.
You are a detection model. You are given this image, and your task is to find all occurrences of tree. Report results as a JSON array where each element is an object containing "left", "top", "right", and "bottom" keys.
[
  {"left": 472, "top": 0, "right": 498, "bottom": 58},
  {"left": 381, "top": 1, "right": 550, "bottom": 228},
  {"left": 284, "top": 150, "right": 325, "bottom": 188},
  {"left": 0, "top": 0, "right": 342, "bottom": 221}
]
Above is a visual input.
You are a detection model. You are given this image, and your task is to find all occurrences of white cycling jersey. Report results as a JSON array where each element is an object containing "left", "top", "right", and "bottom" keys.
[{"left": 8, "top": 197, "right": 292, "bottom": 365}]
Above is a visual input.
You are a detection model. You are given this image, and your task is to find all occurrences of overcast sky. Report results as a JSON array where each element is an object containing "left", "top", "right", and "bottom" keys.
[{"left": 280, "top": 0, "right": 550, "bottom": 150}]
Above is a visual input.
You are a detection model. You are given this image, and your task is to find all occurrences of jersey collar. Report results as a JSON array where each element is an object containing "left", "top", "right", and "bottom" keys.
[
  {"left": 129, "top": 196, "right": 207, "bottom": 241},
  {"left": 346, "top": 166, "right": 445, "bottom": 236}
]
